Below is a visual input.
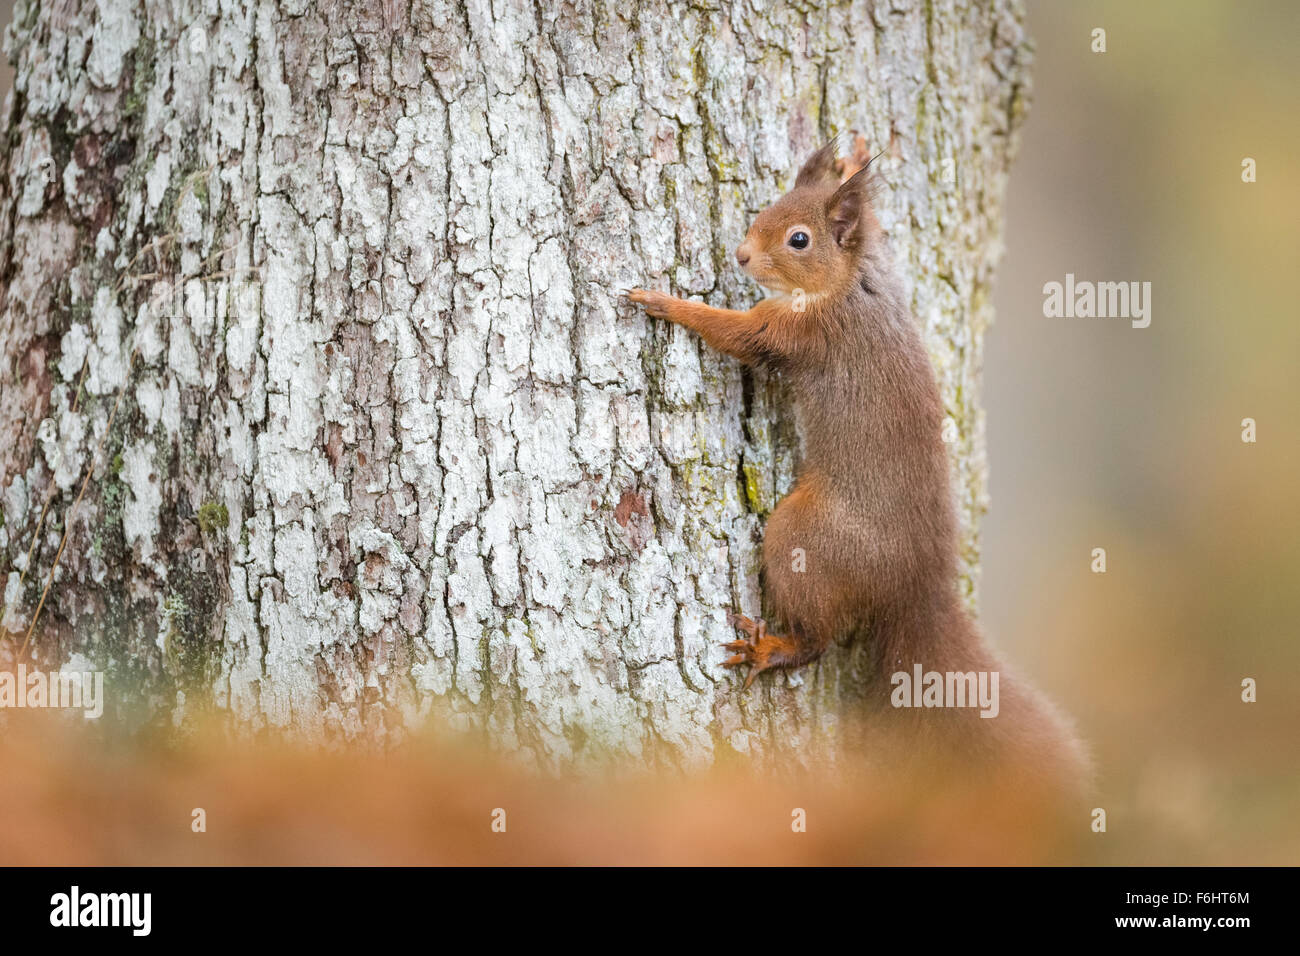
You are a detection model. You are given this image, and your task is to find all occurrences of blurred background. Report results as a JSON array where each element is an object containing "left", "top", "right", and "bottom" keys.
[
  {"left": 984, "top": 0, "right": 1300, "bottom": 864},
  {"left": 0, "top": 0, "right": 1295, "bottom": 863}
]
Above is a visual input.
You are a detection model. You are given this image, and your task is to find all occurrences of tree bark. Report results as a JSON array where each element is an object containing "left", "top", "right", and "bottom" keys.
[{"left": 0, "top": 0, "right": 1030, "bottom": 769}]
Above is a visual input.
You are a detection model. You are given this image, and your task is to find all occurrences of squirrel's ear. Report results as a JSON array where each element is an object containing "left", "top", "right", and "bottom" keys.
[
  {"left": 794, "top": 139, "right": 841, "bottom": 189},
  {"left": 826, "top": 166, "right": 872, "bottom": 248}
]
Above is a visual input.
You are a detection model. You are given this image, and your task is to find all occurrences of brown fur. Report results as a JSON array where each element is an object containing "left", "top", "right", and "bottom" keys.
[{"left": 627, "top": 139, "right": 1089, "bottom": 796}]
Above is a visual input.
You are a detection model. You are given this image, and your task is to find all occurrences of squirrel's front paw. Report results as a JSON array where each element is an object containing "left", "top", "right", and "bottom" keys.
[{"left": 623, "top": 288, "right": 674, "bottom": 320}]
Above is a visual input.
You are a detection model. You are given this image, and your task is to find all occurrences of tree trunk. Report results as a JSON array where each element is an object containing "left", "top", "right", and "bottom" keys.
[{"left": 0, "top": 0, "right": 1030, "bottom": 770}]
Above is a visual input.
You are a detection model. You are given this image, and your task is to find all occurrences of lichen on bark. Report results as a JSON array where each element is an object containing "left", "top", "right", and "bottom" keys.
[{"left": 0, "top": 0, "right": 1031, "bottom": 771}]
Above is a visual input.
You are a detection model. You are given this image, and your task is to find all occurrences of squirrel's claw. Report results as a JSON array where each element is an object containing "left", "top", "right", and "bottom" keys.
[
  {"left": 725, "top": 613, "right": 766, "bottom": 641},
  {"left": 721, "top": 613, "right": 775, "bottom": 688},
  {"left": 624, "top": 287, "right": 673, "bottom": 319}
]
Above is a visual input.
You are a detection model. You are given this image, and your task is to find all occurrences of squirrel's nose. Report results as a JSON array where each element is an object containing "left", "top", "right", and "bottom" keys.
[{"left": 735, "top": 246, "right": 750, "bottom": 267}]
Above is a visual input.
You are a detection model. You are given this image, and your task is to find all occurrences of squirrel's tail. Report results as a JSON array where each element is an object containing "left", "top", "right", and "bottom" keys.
[{"left": 856, "top": 597, "right": 1093, "bottom": 802}]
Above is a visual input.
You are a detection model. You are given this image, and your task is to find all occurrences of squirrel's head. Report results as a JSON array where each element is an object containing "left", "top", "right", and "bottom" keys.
[{"left": 734, "top": 141, "right": 881, "bottom": 298}]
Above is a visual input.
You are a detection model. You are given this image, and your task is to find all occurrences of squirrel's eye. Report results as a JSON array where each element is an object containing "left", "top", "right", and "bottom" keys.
[{"left": 788, "top": 231, "right": 810, "bottom": 250}]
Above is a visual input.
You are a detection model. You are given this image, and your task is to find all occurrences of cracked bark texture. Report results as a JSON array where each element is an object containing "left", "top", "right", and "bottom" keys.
[{"left": 0, "top": 0, "right": 1031, "bottom": 770}]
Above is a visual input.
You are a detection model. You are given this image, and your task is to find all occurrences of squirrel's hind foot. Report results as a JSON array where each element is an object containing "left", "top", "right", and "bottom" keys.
[{"left": 721, "top": 613, "right": 808, "bottom": 689}]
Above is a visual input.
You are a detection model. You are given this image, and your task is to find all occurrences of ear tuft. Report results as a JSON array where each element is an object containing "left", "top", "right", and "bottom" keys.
[
  {"left": 825, "top": 165, "right": 876, "bottom": 250},
  {"left": 794, "top": 137, "right": 843, "bottom": 189}
]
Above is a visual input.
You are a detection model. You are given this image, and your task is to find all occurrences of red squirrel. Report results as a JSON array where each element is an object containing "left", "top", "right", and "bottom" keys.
[{"left": 626, "top": 138, "right": 1088, "bottom": 789}]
